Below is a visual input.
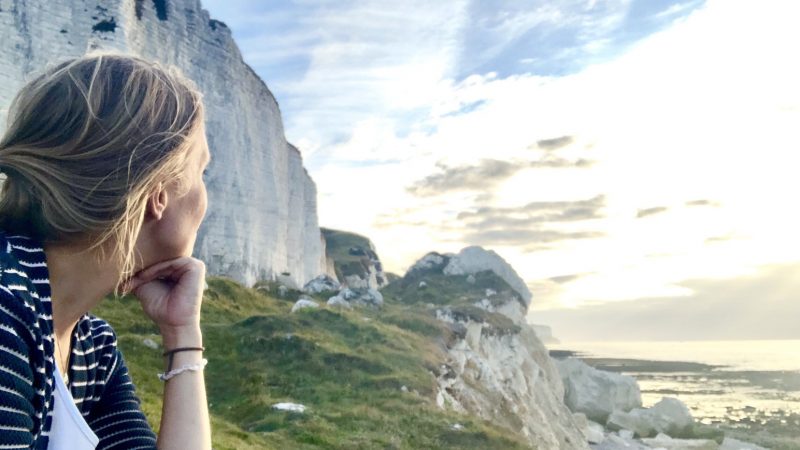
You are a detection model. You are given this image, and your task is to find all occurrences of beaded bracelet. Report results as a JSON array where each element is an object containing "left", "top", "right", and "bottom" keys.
[{"left": 158, "top": 358, "right": 208, "bottom": 381}]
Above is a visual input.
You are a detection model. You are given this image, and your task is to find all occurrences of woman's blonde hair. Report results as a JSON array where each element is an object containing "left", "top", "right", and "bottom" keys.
[{"left": 0, "top": 51, "right": 205, "bottom": 296}]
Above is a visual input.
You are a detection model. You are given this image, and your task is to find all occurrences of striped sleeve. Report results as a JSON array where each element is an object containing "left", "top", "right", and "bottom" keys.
[
  {"left": 87, "top": 332, "right": 157, "bottom": 450},
  {"left": 0, "top": 285, "right": 36, "bottom": 448}
]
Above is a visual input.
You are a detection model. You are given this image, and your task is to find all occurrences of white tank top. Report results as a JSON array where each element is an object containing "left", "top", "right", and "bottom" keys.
[{"left": 47, "top": 360, "right": 100, "bottom": 449}]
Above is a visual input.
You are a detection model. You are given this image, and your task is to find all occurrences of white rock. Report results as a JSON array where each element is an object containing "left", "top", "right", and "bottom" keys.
[
  {"left": 586, "top": 420, "right": 605, "bottom": 444},
  {"left": 719, "top": 437, "right": 767, "bottom": 450},
  {"left": 410, "top": 253, "right": 446, "bottom": 272},
  {"left": 555, "top": 358, "right": 642, "bottom": 423},
  {"left": 272, "top": 402, "right": 306, "bottom": 413},
  {"left": 450, "top": 423, "right": 464, "bottom": 431},
  {"left": 303, "top": 275, "right": 340, "bottom": 294},
  {"left": 485, "top": 288, "right": 497, "bottom": 297},
  {"left": 278, "top": 285, "right": 289, "bottom": 297},
  {"left": 331, "top": 288, "right": 381, "bottom": 309},
  {"left": 531, "top": 324, "right": 560, "bottom": 344},
  {"left": 339, "top": 288, "right": 359, "bottom": 301},
  {"left": 466, "top": 274, "right": 476, "bottom": 284},
  {"left": 442, "top": 246, "right": 532, "bottom": 306},
  {"left": 354, "top": 288, "right": 383, "bottom": 307},
  {"left": 618, "top": 430, "right": 634, "bottom": 440},
  {"left": 474, "top": 298, "right": 495, "bottom": 312},
  {"left": 574, "top": 413, "right": 605, "bottom": 445},
  {"left": 648, "top": 397, "right": 694, "bottom": 435},
  {"left": 591, "top": 433, "right": 651, "bottom": 450},
  {"left": 608, "top": 397, "right": 694, "bottom": 438},
  {"left": 419, "top": 281, "right": 428, "bottom": 288},
  {"left": 291, "top": 299, "right": 320, "bottom": 313},
  {"left": 0, "top": 1, "right": 335, "bottom": 290},
  {"left": 607, "top": 408, "right": 655, "bottom": 438},
  {"left": 344, "top": 274, "right": 370, "bottom": 290},
  {"left": 641, "top": 433, "right": 719, "bottom": 450},
  {"left": 433, "top": 314, "right": 588, "bottom": 449},
  {"left": 326, "top": 295, "right": 352, "bottom": 309},
  {"left": 400, "top": 385, "right": 408, "bottom": 393},
  {"left": 142, "top": 338, "right": 159, "bottom": 349}
]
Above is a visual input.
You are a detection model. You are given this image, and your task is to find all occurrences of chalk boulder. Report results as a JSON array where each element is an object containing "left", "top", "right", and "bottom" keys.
[
  {"left": 556, "top": 358, "right": 642, "bottom": 423},
  {"left": 443, "top": 246, "right": 532, "bottom": 306},
  {"left": 641, "top": 433, "right": 718, "bottom": 450},
  {"left": 607, "top": 397, "right": 694, "bottom": 438},
  {"left": 719, "top": 437, "right": 767, "bottom": 450},
  {"left": 291, "top": 299, "right": 320, "bottom": 313},
  {"left": 303, "top": 275, "right": 340, "bottom": 294},
  {"left": 272, "top": 402, "right": 306, "bottom": 413}
]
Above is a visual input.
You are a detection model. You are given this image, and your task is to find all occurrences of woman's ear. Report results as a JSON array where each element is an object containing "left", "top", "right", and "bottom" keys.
[{"left": 145, "top": 182, "right": 169, "bottom": 221}]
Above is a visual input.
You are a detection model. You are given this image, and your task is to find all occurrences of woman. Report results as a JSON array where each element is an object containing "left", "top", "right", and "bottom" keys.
[{"left": 0, "top": 52, "right": 212, "bottom": 449}]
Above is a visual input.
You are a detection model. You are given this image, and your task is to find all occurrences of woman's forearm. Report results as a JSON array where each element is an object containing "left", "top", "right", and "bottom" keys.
[{"left": 157, "top": 325, "right": 211, "bottom": 450}]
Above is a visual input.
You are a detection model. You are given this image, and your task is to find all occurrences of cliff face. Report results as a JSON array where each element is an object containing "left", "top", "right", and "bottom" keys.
[
  {"left": 0, "top": 0, "right": 327, "bottom": 288},
  {"left": 320, "top": 228, "right": 388, "bottom": 290},
  {"left": 388, "top": 249, "right": 588, "bottom": 449},
  {"left": 434, "top": 310, "right": 588, "bottom": 449}
]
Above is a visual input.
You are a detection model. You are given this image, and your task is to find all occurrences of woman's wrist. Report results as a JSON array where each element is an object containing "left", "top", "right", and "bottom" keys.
[{"left": 160, "top": 324, "right": 203, "bottom": 349}]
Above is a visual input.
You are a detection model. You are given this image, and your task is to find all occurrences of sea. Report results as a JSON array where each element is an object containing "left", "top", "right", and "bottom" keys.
[{"left": 549, "top": 340, "right": 800, "bottom": 448}]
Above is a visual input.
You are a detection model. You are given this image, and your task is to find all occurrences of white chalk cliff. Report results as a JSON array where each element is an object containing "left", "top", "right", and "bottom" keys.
[
  {"left": 0, "top": 0, "right": 330, "bottom": 288},
  {"left": 402, "top": 248, "right": 589, "bottom": 449}
]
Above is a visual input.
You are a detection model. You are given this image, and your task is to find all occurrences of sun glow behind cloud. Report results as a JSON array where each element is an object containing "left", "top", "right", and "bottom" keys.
[{"left": 202, "top": 0, "right": 800, "bottom": 334}]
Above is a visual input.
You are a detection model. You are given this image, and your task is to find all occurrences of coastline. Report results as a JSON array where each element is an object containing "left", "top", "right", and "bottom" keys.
[{"left": 550, "top": 348, "right": 800, "bottom": 449}]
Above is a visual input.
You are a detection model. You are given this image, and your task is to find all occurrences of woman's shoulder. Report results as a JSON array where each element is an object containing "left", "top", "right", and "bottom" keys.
[
  {"left": 0, "top": 231, "right": 43, "bottom": 334},
  {"left": 79, "top": 313, "right": 121, "bottom": 350}
]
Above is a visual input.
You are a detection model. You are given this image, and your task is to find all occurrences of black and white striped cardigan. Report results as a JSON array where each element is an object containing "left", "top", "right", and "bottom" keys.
[{"left": 0, "top": 229, "right": 157, "bottom": 449}]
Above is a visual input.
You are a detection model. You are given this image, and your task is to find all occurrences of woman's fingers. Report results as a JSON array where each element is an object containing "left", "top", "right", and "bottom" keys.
[
  {"left": 134, "top": 257, "right": 194, "bottom": 283},
  {"left": 134, "top": 258, "right": 205, "bottom": 295},
  {"left": 122, "top": 257, "right": 199, "bottom": 294},
  {"left": 128, "top": 257, "right": 206, "bottom": 330}
]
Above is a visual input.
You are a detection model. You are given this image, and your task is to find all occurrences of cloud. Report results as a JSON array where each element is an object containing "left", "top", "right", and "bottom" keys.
[
  {"left": 549, "top": 273, "right": 592, "bottom": 284},
  {"left": 407, "top": 157, "right": 593, "bottom": 197},
  {"left": 406, "top": 159, "right": 516, "bottom": 196},
  {"left": 536, "top": 135, "right": 574, "bottom": 150},
  {"left": 203, "top": 0, "right": 470, "bottom": 159},
  {"left": 203, "top": 0, "right": 800, "bottom": 315},
  {"left": 458, "top": 0, "right": 649, "bottom": 77},
  {"left": 447, "top": 194, "right": 606, "bottom": 248},
  {"left": 704, "top": 234, "right": 741, "bottom": 244},
  {"left": 460, "top": 229, "right": 604, "bottom": 247},
  {"left": 685, "top": 199, "right": 721, "bottom": 207},
  {"left": 532, "top": 261, "right": 800, "bottom": 341},
  {"left": 636, "top": 206, "right": 668, "bottom": 218},
  {"left": 457, "top": 195, "right": 606, "bottom": 221},
  {"left": 653, "top": 1, "right": 703, "bottom": 20}
]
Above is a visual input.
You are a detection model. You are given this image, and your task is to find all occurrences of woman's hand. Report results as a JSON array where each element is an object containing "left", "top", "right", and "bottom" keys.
[
  {"left": 128, "top": 258, "right": 211, "bottom": 450},
  {"left": 122, "top": 256, "right": 206, "bottom": 332}
]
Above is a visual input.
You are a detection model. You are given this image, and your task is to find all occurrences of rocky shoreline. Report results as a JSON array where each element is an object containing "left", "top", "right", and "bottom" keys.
[{"left": 551, "top": 350, "right": 800, "bottom": 450}]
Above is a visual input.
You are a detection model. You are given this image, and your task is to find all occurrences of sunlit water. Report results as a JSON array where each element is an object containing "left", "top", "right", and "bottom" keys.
[{"left": 550, "top": 340, "right": 800, "bottom": 430}]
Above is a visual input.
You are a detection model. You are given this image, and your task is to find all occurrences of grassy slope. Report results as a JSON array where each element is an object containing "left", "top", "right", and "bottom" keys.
[{"left": 92, "top": 276, "right": 534, "bottom": 450}]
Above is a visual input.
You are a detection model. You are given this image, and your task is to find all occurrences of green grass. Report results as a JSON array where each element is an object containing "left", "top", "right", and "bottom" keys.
[
  {"left": 92, "top": 276, "right": 534, "bottom": 449},
  {"left": 382, "top": 267, "right": 527, "bottom": 311}
]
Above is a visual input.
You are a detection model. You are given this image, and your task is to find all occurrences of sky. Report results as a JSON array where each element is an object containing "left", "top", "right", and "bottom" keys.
[{"left": 200, "top": 0, "right": 800, "bottom": 341}]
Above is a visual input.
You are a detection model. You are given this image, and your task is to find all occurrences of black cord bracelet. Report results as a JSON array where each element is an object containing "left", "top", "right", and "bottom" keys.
[{"left": 163, "top": 346, "right": 205, "bottom": 371}]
